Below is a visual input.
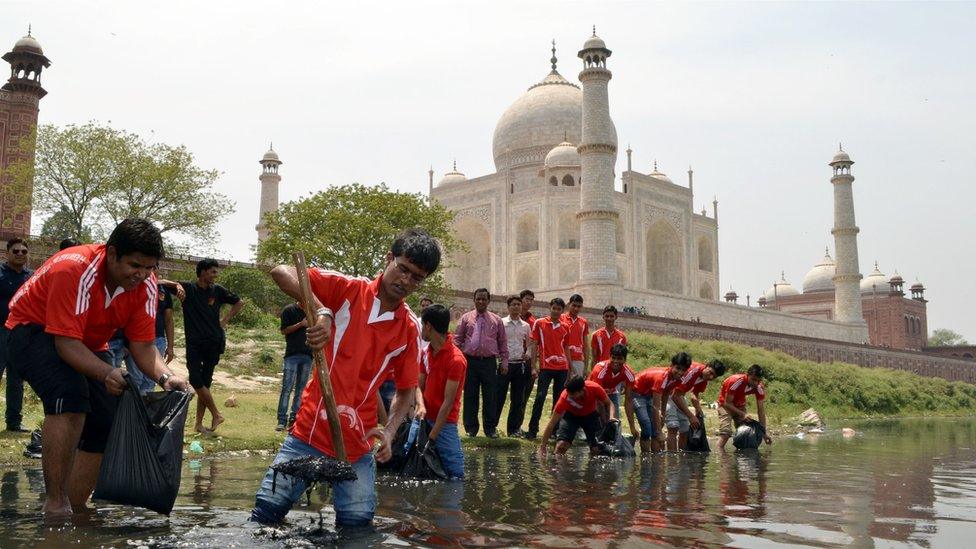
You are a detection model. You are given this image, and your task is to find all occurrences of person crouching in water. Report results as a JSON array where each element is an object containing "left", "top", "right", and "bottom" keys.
[
  {"left": 717, "top": 364, "right": 772, "bottom": 450},
  {"left": 631, "top": 352, "right": 691, "bottom": 453},
  {"left": 587, "top": 343, "right": 638, "bottom": 441},
  {"left": 537, "top": 375, "right": 616, "bottom": 457},
  {"left": 666, "top": 359, "right": 726, "bottom": 451},
  {"left": 405, "top": 304, "right": 467, "bottom": 479}
]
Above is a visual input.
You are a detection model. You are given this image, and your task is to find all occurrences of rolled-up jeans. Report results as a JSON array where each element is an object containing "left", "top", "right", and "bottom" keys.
[
  {"left": 404, "top": 418, "right": 465, "bottom": 479},
  {"left": 632, "top": 393, "right": 658, "bottom": 441},
  {"left": 252, "top": 434, "right": 377, "bottom": 526}
]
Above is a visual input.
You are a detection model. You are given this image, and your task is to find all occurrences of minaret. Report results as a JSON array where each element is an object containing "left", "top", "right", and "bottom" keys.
[
  {"left": 574, "top": 27, "right": 618, "bottom": 303},
  {"left": 427, "top": 166, "right": 434, "bottom": 204},
  {"left": 829, "top": 145, "right": 865, "bottom": 324},
  {"left": 256, "top": 144, "right": 282, "bottom": 242},
  {"left": 0, "top": 27, "right": 51, "bottom": 238}
]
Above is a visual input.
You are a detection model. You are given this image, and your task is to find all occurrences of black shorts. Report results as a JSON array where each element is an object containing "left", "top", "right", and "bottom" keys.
[
  {"left": 7, "top": 324, "right": 119, "bottom": 453},
  {"left": 186, "top": 338, "right": 221, "bottom": 389},
  {"left": 555, "top": 411, "right": 603, "bottom": 446}
]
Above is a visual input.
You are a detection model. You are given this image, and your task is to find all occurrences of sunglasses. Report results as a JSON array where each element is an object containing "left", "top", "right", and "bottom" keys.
[{"left": 9, "top": 249, "right": 28, "bottom": 255}]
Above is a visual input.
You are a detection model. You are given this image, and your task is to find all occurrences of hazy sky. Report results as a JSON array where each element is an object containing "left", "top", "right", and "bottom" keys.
[{"left": 4, "top": 1, "right": 974, "bottom": 340}]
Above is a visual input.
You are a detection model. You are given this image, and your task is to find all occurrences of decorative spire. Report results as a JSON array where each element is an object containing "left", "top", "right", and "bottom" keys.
[
  {"left": 550, "top": 39, "right": 558, "bottom": 72},
  {"left": 839, "top": 142, "right": 844, "bottom": 152},
  {"left": 27, "top": 23, "right": 32, "bottom": 37},
  {"left": 653, "top": 159, "right": 658, "bottom": 172},
  {"left": 592, "top": 25, "right": 597, "bottom": 36},
  {"left": 269, "top": 140, "right": 274, "bottom": 151},
  {"left": 825, "top": 245, "right": 830, "bottom": 256},
  {"left": 452, "top": 159, "right": 457, "bottom": 171},
  {"left": 626, "top": 143, "right": 632, "bottom": 153}
]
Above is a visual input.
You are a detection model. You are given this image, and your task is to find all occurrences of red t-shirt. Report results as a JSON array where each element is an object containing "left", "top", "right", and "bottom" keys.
[
  {"left": 718, "top": 373, "right": 766, "bottom": 409},
  {"left": 560, "top": 313, "right": 589, "bottom": 361},
  {"left": 673, "top": 362, "right": 710, "bottom": 395},
  {"left": 422, "top": 335, "right": 467, "bottom": 424},
  {"left": 590, "top": 327, "right": 628, "bottom": 363},
  {"left": 633, "top": 367, "right": 680, "bottom": 396},
  {"left": 530, "top": 317, "right": 569, "bottom": 371},
  {"left": 291, "top": 270, "right": 421, "bottom": 462},
  {"left": 554, "top": 380, "right": 608, "bottom": 417},
  {"left": 5, "top": 244, "right": 156, "bottom": 352},
  {"left": 588, "top": 360, "right": 636, "bottom": 393},
  {"left": 521, "top": 311, "right": 536, "bottom": 327}
]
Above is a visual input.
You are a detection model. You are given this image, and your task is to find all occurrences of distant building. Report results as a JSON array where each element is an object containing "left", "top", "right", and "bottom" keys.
[{"left": 256, "top": 145, "right": 281, "bottom": 242}]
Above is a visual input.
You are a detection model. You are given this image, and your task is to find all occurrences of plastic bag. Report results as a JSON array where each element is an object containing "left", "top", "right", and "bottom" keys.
[
  {"left": 93, "top": 381, "right": 191, "bottom": 514},
  {"left": 401, "top": 420, "right": 447, "bottom": 480},
  {"left": 377, "top": 419, "right": 412, "bottom": 472},
  {"left": 686, "top": 411, "right": 710, "bottom": 452},
  {"left": 732, "top": 419, "right": 766, "bottom": 450},
  {"left": 596, "top": 419, "right": 636, "bottom": 457}
]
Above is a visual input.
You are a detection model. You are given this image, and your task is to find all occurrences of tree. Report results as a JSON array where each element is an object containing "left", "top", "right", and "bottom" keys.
[
  {"left": 928, "top": 329, "right": 969, "bottom": 347},
  {"left": 256, "top": 183, "right": 460, "bottom": 305},
  {"left": 39, "top": 206, "right": 93, "bottom": 242}
]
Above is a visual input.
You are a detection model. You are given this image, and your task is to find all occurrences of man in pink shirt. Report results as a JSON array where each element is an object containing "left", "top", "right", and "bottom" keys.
[{"left": 454, "top": 288, "right": 508, "bottom": 438}]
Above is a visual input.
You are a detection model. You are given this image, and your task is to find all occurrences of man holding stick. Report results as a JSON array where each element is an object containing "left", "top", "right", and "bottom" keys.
[{"left": 251, "top": 228, "right": 441, "bottom": 528}]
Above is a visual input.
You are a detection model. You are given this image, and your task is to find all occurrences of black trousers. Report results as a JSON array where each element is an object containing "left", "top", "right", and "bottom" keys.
[
  {"left": 463, "top": 355, "right": 499, "bottom": 436},
  {"left": 528, "top": 369, "right": 568, "bottom": 435},
  {"left": 493, "top": 361, "right": 532, "bottom": 435}
]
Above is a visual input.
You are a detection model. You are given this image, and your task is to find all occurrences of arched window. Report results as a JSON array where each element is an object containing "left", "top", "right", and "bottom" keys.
[
  {"left": 558, "top": 212, "right": 580, "bottom": 249},
  {"left": 646, "top": 220, "right": 683, "bottom": 294},
  {"left": 562, "top": 174, "right": 575, "bottom": 186},
  {"left": 697, "top": 237, "right": 713, "bottom": 272},
  {"left": 515, "top": 213, "right": 539, "bottom": 253},
  {"left": 904, "top": 316, "right": 910, "bottom": 334},
  {"left": 699, "top": 282, "right": 714, "bottom": 300},
  {"left": 549, "top": 176, "right": 558, "bottom": 186}
]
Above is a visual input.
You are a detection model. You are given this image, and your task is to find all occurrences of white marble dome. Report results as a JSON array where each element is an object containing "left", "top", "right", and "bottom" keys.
[
  {"left": 831, "top": 150, "right": 852, "bottom": 164},
  {"left": 649, "top": 163, "right": 673, "bottom": 184},
  {"left": 544, "top": 141, "right": 580, "bottom": 167},
  {"left": 437, "top": 164, "right": 467, "bottom": 186},
  {"left": 764, "top": 273, "right": 799, "bottom": 301},
  {"left": 860, "top": 263, "right": 887, "bottom": 294},
  {"left": 583, "top": 33, "right": 607, "bottom": 50},
  {"left": 261, "top": 149, "right": 280, "bottom": 163},
  {"left": 13, "top": 34, "right": 43, "bottom": 54},
  {"left": 802, "top": 250, "right": 836, "bottom": 293}
]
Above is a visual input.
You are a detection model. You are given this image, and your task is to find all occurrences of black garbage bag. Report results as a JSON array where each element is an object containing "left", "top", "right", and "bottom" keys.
[
  {"left": 401, "top": 420, "right": 447, "bottom": 480},
  {"left": 686, "top": 411, "right": 710, "bottom": 452},
  {"left": 732, "top": 420, "right": 766, "bottom": 450},
  {"left": 376, "top": 419, "right": 412, "bottom": 472},
  {"left": 93, "top": 381, "right": 191, "bottom": 514},
  {"left": 595, "top": 419, "right": 636, "bottom": 457}
]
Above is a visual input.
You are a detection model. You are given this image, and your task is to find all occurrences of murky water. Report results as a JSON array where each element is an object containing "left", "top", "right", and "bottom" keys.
[{"left": 1, "top": 418, "right": 975, "bottom": 547}]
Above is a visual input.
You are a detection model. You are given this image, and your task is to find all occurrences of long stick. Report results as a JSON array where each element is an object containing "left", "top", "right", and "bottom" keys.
[{"left": 293, "top": 252, "right": 348, "bottom": 462}]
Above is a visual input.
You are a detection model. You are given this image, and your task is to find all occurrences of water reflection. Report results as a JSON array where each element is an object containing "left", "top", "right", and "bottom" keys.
[{"left": 0, "top": 418, "right": 973, "bottom": 547}]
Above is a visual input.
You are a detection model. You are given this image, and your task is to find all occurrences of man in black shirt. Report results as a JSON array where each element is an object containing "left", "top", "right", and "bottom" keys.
[
  {"left": 0, "top": 238, "right": 33, "bottom": 432},
  {"left": 277, "top": 302, "right": 312, "bottom": 431},
  {"left": 162, "top": 258, "right": 243, "bottom": 433}
]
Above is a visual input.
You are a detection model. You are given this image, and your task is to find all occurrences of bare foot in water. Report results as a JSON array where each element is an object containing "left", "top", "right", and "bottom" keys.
[{"left": 210, "top": 415, "right": 225, "bottom": 432}]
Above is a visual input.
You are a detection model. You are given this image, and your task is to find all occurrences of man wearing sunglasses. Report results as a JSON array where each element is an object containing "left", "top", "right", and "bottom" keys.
[{"left": 0, "top": 238, "right": 33, "bottom": 433}]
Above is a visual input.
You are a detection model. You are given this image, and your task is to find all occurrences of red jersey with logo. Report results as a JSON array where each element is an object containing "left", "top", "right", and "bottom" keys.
[
  {"left": 560, "top": 313, "right": 589, "bottom": 362},
  {"left": 554, "top": 380, "right": 608, "bottom": 417},
  {"left": 673, "top": 362, "right": 711, "bottom": 395},
  {"left": 633, "top": 367, "right": 679, "bottom": 396},
  {"left": 590, "top": 327, "right": 628, "bottom": 363},
  {"left": 588, "top": 360, "right": 636, "bottom": 393},
  {"left": 291, "top": 270, "right": 421, "bottom": 462},
  {"left": 421, "top": 335, "right": 467, "bottom": 424},
  {"left": 530, "top": 316, "right": 569, "bottom": 371},
  {"left": 5, "top": 244, "right": 157, "bottom": 352},
  {"left": 718, "top": 373, "right": 765, "bottom": 409}
]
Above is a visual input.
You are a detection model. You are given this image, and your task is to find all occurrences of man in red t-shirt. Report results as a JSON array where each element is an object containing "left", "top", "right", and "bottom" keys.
[
  {"left": 631, "top": 352, "right": 692, "bottom": 453},
  {"left": 404, "top": 304, "right": 466, "bottom": 478},
  {"left": 560, "top": 293, "right": 590, "bottom": 378},
  {"left": 588, "top": 343, "right": 637, "bottom": 439},
  {"left": 666, "top": 359, "right": 726, "bottom": 451},
  {"left": 538, "top": 376, "right": 615, "bottom": 457},
  {"left": 590, "top": 305, "right": 627, "bottom": 367},
  {"left": 252, "top": 228, "right": 440, "bottom": 527},
  {"left": 525, "top": 297, "right": 572, "bottom": 439},
  {"left": 519, "top": 289, "right": 536, "bottom": 328},
  {"left": 4, "top": 219, "right": 192, "bottom": 515},
  {"left": 717, "top": 364, "right": 771, "bottom": 450}
]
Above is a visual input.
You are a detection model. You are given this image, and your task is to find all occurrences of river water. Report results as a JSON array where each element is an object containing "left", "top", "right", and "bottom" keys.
[{"left": 1, "top": 418, "right": 975, "bottom": 547}]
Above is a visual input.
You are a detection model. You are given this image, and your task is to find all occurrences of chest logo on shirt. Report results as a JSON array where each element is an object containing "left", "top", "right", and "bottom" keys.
[{"left": 320, "top": 404, "right": 366, "bottom": 438}]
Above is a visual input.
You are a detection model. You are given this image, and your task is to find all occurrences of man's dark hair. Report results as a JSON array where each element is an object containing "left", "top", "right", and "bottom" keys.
[
  {"left": 568, "top": 293, "right": 583, "bottom": 305},
  {"left": 421, "top": 304, "right": 451, "bottom": 335},
  {"left": 507, "top": 295, "right": 522, "bottom": 306},
  {"left": 519, "top": 289, "right": 535, "bottom": 299},
  {"left": 391, "top": 227, "right": 441, "bottom": 274},
  {"left": 610, "top": 343, "right": 628, "bottom": 359},
  {"left": 196, "top": 258, "right": 219, "bottom": 277},
  {"left": 747, "top": 364, "right": 765, "bottom": 378},
  {"left": 550, "top": 297, "right": 565, "bottom": 308},
  {"left": 602, "top": 305, "right": 617, "bottom": 315},
  {"left": 671, "top": 352, "right": 692, "bottom": 369},
  {"left": 420, "top": 296, "right": 432, "bottom": 304},
  {"left": 565, "top": 375, "right": 586, "bottom": 393},
  {"left": 58, "top": 237, "right": 80, "bottom": 251},
  {"left": 708, "top": 359, "right": 727, "bottom": 377},
  {"left": 106, "top": 218, "right": 164, "bottom": 260},
  {"left": 6, "top": 237, "right": 26, "bottom": 251},
  {"left": 474, "top": 288, "right": 490, "bottom": 299}
]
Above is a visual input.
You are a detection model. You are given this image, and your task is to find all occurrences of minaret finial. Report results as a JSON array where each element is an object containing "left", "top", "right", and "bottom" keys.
[
  {"left": 653, "top": 159, "right": 658, "bottom": 171},
  {"left": 874, "top": 260, "right": 879, "bottom": 270},
  {"left": 592, "top": 25, "right": 597, "bottom": 36},
  {"left": 839, "top": 142, "right": 843, "bottom": 152},
  {"left": 825, "top": 245, "right": 830, "bottom": 256},
  {"left": 269, "top": 140, "right": 273, "bottom": 151},
  {"left": 550, "top": 39, "right": 557, "bottom": 72},
  {"left": 453, "top": 159, "right": 457, "bottom": 171},
  {"left": 27, "top": 24, "right": 32, "bottom": 37}
]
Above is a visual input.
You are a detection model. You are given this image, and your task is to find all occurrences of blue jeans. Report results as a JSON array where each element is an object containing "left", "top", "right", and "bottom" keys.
[
  {"left": 404, "top": 418, "right": 465, "bottom": 479},
  {"left": 277, "top": 354, "right": 312, "bottom": 425},
  {"left": 252, "top": 435, "right": 377, "bottom": 526},
  {"left": 633, "top": 393, "right": 658, "bottom": 441},
  {"left": 379, "top": 379, "right": 396, "bottom": 414},
  {"left": 608, "top": 391, "right": 620, "bottom": 419},
  {"left": 109, "top": 338, "right": 160, "bottom": 395}
]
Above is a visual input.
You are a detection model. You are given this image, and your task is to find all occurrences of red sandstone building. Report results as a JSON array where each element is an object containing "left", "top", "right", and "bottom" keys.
[{"left": 0, "top": 29, "right": 48, "bottom": 240}]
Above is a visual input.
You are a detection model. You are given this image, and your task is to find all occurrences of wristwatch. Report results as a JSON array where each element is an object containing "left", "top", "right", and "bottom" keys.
[{"left": 157, "top": 373, "right": 172, "bottom": 387}]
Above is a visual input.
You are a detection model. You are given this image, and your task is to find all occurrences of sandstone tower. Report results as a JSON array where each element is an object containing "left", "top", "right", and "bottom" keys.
[
  {"left": 574, "top": 28, "right": 618, "bottom": 304},
  {"left": 256, "top": 145, "right": 281, "bottom": 242},
  {"left": 0, "top": 29, "right": 50, "bottom": 239},
  {"left": 829, "top": 146, "right": 865, "bottom": 324}
]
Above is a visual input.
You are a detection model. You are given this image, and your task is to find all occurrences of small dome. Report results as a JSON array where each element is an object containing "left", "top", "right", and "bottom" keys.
[
  {"left": 13, "top": 34, "right": 43, "bottom": 54},
  {"left": 544, "top": 141, "right": 580, "bottom": 168},
  {"left": 437, "top": 163, "right": 467, "bottom": 186},
  {"left": 910, "top": 281, "right": 925, "bottom": 290},
  {"left": 889, "top": 271, "right": 904, "bottom": 285},
  {"left": 261, "top": 149, "right": 280, "bottom": 163},
  {"left": 830, "top": 149, "right": 852, "bottom": 164},
  {"left": 802, "top": 249, "right": 836, "bottom": 293},
  {"left": 764, "top": 272, "right": 799, "bottom": 301},
  {"left": 583, "top": 33, "right": 607, "bottom": 50},
  {"left": 860, "top": 262, "right": 887, "bottom": 293},
  {"left": 649, "top": 162, "right": 673, "bottom": 184}
]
